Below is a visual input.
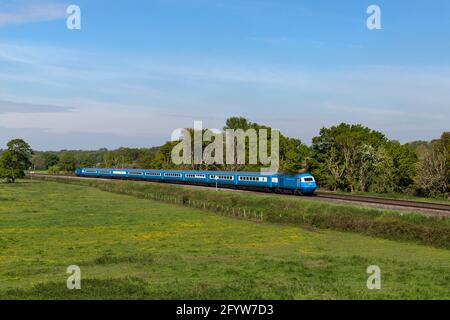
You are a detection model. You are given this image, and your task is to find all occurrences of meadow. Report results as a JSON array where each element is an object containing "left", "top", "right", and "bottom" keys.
[
  {"left": 0, "top": 180, "right": 449, "bottom": 299},
  {"left": 33, "top": 176, "right": 450, "bottom": 249}
]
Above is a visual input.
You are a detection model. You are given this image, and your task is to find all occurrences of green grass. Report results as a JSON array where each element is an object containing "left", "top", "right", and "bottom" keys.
[
  {"left": 0, "top": 180, "right": 449, "bottom": 299},
  {"left": 34, "top": 176, "right": 450, "bottom": 249}
]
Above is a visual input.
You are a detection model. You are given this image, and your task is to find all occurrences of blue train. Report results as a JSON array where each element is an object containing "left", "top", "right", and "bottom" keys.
[{"left": 75, "top": 168, "right": 317, "bottom": 195}]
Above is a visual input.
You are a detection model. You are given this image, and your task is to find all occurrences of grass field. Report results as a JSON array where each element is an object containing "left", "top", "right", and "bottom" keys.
[
  {"left": 1, "top": 180, "right": 449, "bottom": 299},
  {"left": 34, "top": 176, "right": 450, "bottom": 249}
]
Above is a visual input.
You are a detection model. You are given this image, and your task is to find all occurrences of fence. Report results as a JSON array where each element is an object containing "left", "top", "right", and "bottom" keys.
[{"left": 143, "top": 191, "right": 266, "bottom": 222}]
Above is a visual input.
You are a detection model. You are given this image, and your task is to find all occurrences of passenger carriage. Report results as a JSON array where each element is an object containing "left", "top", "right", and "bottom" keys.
[{"left": 75, "top": 168, "right": 317, "bottom": 195}]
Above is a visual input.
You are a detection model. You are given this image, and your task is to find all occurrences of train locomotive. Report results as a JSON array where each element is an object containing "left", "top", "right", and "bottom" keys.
[{"left": 75, "top": 168, "right": 317, "bottom": 195}]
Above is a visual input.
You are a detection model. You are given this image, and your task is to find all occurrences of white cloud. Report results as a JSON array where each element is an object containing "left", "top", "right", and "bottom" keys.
[
  {"left": 0, "top": 2, "right": 67, "bottom": 28},
  {"left": 0, "top": 100, "right": 74, "bottom": 114}
]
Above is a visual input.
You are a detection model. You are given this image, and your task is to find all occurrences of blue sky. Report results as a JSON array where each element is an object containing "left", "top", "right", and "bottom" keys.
[{"left": 0, "top": 0, "right": 449, "bottom": 150}]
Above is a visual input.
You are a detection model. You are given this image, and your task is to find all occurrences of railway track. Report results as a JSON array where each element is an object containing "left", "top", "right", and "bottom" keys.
[
  {"left": 316, "top": 192, "right": 450, "bottom": 213},
  {"left": 30, "top": 173, "right": 450, "bottom": 214}
]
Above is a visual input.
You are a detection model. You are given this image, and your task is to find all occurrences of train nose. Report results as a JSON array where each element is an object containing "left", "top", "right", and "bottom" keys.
[{"left": 301, "top": 184, "right": 317, "bottom": 195}]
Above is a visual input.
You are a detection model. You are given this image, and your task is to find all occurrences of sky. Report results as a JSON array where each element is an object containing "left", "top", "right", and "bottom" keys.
[{"left": 0, "top": 0, "right": 449, "bottom": 150}]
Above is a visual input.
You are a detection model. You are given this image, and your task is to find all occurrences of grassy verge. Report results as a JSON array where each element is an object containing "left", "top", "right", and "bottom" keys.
[
  {"left": 34, "top": 176, "right": 450, "bottom": 249},
  {"left": 1, "top": 180, "right": 449, "bottom": 299}
]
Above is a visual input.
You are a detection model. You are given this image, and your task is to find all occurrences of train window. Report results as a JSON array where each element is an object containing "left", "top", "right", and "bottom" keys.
[
  {"left": 145, "top": 172, "right": 161, "bottom": 176},
  {"left": 164, "top": 173, "right": 182, "bottom": 177},
  {"left": 239, "top": 176, "right": 263, "bottom": 181},
  {"left": 240, "top": 176, "right": 263, "bottom": 182},
  {"left": 129, "top": 172, "right": 143, "bottom": 175},
  {"left": 99, "top": 171, "right": 110, "bottom": 174},
  {"left": 84, "top": 170, "right": 97, "bottom": 173},
  {"left": 238, "top": 176, "right": 267, "bottom": 182},
  {"left": 211, "top": 175, "right": 233, "bottom": 180},
  {"left": 187, "top": 174, "right": 205, "bottom": 178},
  {"left": 303, "top": 177, "right": 315, "bottom": 182}
]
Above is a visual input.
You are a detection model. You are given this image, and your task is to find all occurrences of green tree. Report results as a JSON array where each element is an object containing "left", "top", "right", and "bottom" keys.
[
  {"left": 0, "top": 139, "right": 33, "bottom": 183},
  {"left": 44, "top": 153, "right": 60, "bottom": 168},
  {"left": 136, "top": 149, "right": 158, "bottom": 169},
  {"left": 279, "top": 136, "right": 309, "bottom": 173},
  {"left": 385, "top": 141, "right": 418, "bottom": 191},
  {"left": 310, "top": 123, "right": 388, "bottom": 192},
  {"left": 415, "top": 132, "right": 450, "bottom": 197},
  {"left": 151, "top": 141, "right": 181, "bottom": 169},
  {"left": 224, "top": 117, "right": 308, "bottom": 173},
  {"left": 308, "top": 123, "right": 418, "bottom": 193},
  {"left": 58, "top": 152, "right": 77, "bottom": 172}
]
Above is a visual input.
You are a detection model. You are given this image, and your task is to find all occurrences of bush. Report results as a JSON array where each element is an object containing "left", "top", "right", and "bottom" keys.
[{"left": 47, "top": 165, "right": 62, "bottom": 174}]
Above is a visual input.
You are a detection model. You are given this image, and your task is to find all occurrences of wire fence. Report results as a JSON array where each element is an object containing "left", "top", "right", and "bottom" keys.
[{"left": 144, "top": 191, "right": 266, "bottom": 222}]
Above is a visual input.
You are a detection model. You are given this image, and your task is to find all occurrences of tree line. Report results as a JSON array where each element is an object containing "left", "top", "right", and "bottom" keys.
[
  {"left": 1, "top": 117, "right": 448, "bottom": 198},
  {"left": 308, "top": 124, "right": 449, "bottom": 197}
]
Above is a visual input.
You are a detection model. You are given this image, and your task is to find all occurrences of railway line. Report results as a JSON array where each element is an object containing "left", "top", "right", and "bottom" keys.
[
  {"left": 29, "top": 173, "right": 450, "bottom": 216},
  {"left": 315, "top": 192, "right": 450, "bottom": 214}
]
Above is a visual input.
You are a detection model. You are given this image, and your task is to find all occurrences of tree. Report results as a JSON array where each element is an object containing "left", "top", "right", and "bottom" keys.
[
  {"left": 385, "top": 141, "right": 418, "bottom": 191},
  {"left": 441, "top": 132, "right": 450, "bottom": 191},
  {"left": 415, "top": 132, "right": 450, "bottom": 197},
  {"left": 150, "top": 117, "right": 309, "bottom": 173},
  {"left": 310, "top": 123, "right": 389, "bottom": 192},
  {"left": 44, "top": 153, "right": 60, "bottom": 168},
  {"left": 58, "top": 152, "right": 77, "bottom": 172},
  {"left": 0, "top": 139, "right": 33, "bottom": 183},
  {"left": 308, "top": 123, "right": 421, "bottom": 193},
  {"left": 151, "top": 141, "right": 181, "bottom": 169},
  {"left": 136, "top": 149, "right": 158, "bottom": 169},
  {"left": 224, "top": 117, "right": 308, "bottom": 173},
  {"left": 279, "top": 136, "right": 309, "bottom": 173}
]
